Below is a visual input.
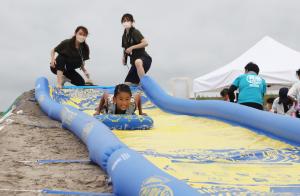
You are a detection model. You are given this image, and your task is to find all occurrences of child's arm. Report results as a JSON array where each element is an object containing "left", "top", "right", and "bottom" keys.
[
  {"left": 228, "top": 85, "right": 237, "bottom": 102},
  {"left": 94, "top": 92, "right": 109, "bottom": 116},
  {"left": 135, "top": 94, "right": 146, "bottom": 115}
]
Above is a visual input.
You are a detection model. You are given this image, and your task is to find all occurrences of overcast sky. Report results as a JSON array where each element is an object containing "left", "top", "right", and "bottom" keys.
[{"left": 1, "top": 0, "right": 300, "bottom": 110}]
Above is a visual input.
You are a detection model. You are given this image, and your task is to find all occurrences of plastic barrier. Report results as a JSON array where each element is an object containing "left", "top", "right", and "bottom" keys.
[
  {"left": 95, "top": 114, "right": 153, "bottom": 130},
  {"left": 35, "top": 77, "right": 199, "bottom": 196},
  {"left": 141, "top": 75, "right": 300, "bottom": 145}
]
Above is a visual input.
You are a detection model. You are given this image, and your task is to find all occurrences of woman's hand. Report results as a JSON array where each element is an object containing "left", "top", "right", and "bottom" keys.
[
  {"left": 50, "top": 49, "right": 56, "bottom": 68},
  {"left": 93, "top": 111, "right": 100, "bottom": 116},
  {"left": 125, "top": 46, "right": 134, "bottom": 55},
  {"left": 84, "top": 71, "right": 90, "bottom": 79},
  {"left": 50, "top": 59, "right": 56, "bottom": 68}
]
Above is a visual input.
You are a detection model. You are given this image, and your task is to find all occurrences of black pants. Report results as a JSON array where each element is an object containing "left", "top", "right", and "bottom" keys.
[
  {"left": 240, "top": 102, "right": 264, "bottom": 110},
  {"left": 50, "top": 55, "right": 85, "bottom": 86},
  {"left": 125, "top": 55, "right": 152, "bottom": 84}
]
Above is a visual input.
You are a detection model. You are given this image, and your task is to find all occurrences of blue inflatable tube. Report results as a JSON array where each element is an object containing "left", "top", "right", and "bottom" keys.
[
  {"left": 35, "top": 78, "right": 125, "bottom": 169},
  {"left": 35, "top": 77, "right": 199, "bottom": 196},
  {"left": 141, "top": 75, "right": 300, "bottom": 145},
  {"left": 95, "top": 114, "right": 153, "bottom": 130},
  {"left": 107, "top": 148, "right": 199, "bottom": 196}
]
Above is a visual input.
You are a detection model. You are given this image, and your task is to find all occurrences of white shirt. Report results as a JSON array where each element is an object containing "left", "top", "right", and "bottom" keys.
[
  {"left": 288, "top": 81, "right": 300, "bottom": 102},
  {"left": 272, "top": 97, "right": 295, "bottom": 116}
]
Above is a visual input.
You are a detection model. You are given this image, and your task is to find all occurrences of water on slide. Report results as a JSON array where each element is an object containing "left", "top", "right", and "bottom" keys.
[{"left": 51, "top": 87, "right": 300, "bottom": 194}]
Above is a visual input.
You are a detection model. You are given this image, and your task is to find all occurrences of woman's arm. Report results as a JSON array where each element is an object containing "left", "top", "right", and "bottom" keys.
[
  {"left": 94, "top": 93, "right": 109, "bottom": 115},
  {"left": 81, "top": 64, "right": 90, "bottom": 79},
  {"left": 50, "top": 49, "right": 56, "bottom": 68},
  {"left": 228, "top": 85, "right": 238, "bottom": 102},
  {"left": 125, "top": 39, "right": 148, "bottom": 54},
  {"left": 50, "top": 48, "right": 63, "bottom": 88}
]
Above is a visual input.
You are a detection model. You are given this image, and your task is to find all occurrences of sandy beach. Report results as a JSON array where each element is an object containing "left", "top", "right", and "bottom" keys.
[{"left": 0, "top": 90, "right": 112, "bottom": 196}]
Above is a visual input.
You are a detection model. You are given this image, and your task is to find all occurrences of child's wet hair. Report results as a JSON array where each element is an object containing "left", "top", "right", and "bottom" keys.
[{"left": 114, "top": 84, "right": 132, "bottom": 97}]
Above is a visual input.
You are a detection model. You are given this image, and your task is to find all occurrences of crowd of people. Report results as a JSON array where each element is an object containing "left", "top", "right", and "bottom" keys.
[{"left": 220, "top": 62, "right": 300, "bottom": 118}]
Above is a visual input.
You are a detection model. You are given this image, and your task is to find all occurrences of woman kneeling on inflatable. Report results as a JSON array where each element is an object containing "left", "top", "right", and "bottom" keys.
[{"left": 94, "top": 84, "right": 145, "bottom": 116}]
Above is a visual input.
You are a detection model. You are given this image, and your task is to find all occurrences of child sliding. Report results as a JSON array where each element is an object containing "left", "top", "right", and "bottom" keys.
[{"left": 94, "top": 84, "right": 145, "bottom": 116}]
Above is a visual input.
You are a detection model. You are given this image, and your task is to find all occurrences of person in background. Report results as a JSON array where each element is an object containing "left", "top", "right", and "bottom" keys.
[
  {"left": 220, "top": 88, "right": 230, "bottom": 101},
  {"left": 272, "top": 87, "right": 295, "bottom": 116},
  {"left": 228, "top": 62, "right": 266, "bottom": 110},
  {"left": 265, "top": 97, "right": 275, "bottom": 111},
  {"left": 288, "top": 69, "right": 300, "bottom": 106},
  {"left": 50, "top": 26, "right": 92, "bottom": 89},
  {"left": 121, "top": 13, "right": 152, "bottom": 85},
  {"left": 288, "top": 69, "right": 300, "bottom": 117}
]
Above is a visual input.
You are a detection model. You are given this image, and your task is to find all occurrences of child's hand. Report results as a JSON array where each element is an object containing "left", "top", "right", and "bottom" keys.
[
  {"left": 84, "top": 72, "right": 90, "bottom": 79},
  {"left": 93, "top": 111, "right": 100, "bottom": 116},
  {"left": 57, "top": 84, "right": 63, "bottom": 89}
]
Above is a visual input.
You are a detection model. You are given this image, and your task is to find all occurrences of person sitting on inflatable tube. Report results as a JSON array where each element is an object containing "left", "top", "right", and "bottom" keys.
[{"left": 94, "top": 83, "right": 145, "bottom": 116}]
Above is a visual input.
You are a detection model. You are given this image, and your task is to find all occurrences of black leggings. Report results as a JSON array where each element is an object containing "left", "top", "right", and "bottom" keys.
[
  {"left": 240, "top": 102, "right": 264, "bottom": 110},
  {"left": 50, "top": 55, "right": 85, "bottom": 86}
]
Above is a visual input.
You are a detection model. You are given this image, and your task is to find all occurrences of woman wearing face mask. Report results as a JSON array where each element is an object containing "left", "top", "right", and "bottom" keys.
[
  {"left": 121, "top": 13, "right": 152, "bottom": 85},
  {"left": 50, "top": 26, "right": 91, "bottom": 89}
]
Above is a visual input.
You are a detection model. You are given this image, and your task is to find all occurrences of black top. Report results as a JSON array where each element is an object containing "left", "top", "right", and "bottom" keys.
[
  {"left": 54, "top": 38, "right": 90, "bottom": 66},
  {"left": 122, "top": 27, "right": 150, "bottom": 65}
]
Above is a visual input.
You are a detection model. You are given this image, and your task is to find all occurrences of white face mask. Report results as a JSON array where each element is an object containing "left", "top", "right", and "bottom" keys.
[
  {"left": 76, "top": 35, "right": 86, "bottom": 43},
  {"left": 122, "top": 22, "right": 132, "bottom": 29}
]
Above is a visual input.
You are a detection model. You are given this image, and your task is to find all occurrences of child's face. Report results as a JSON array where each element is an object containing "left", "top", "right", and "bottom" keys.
[
  {"left": 222, "top": 94, "right": 229, "bottom": 101},
  {"left": 266, "top": 103, "right": 272, "bottom": 111},
  {"left": 114, "top": 92, "right": 131, "bottom": 111}
]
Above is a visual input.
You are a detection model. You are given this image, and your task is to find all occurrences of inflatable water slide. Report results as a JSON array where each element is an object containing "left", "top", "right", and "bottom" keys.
[{"left": 35, "top": 75, "right": 300, "bottom": 195}]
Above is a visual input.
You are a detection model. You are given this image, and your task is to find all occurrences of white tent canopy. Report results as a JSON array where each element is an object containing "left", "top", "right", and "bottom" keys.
[{"left": 193, "top": 36, "right": 300, "bottom": 97}]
